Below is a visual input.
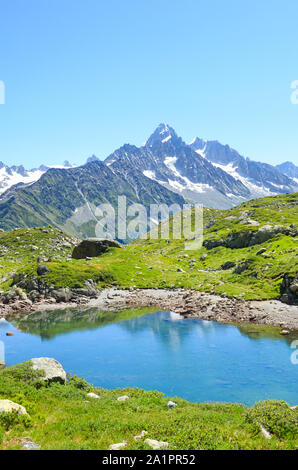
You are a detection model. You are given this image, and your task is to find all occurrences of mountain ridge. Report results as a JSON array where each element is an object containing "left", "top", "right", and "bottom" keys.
[{"left": 0, "top": 124, "right": 297, "bottom": 236}]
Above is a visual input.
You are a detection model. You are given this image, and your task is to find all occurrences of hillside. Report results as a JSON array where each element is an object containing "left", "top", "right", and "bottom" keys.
[
  {"left": 0, "top": 193, "right": 297, "bottom": 304},
  {"left": 0, "top": 160, "right": 184, "bottom": 238},
  {"left": 0, "top": 126, "right": 297, "bottom": 239}
]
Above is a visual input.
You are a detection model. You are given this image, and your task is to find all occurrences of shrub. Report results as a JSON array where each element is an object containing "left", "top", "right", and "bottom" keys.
[
  {"left": 0, "top": 410, "right": 32, "bottom": 431},
  {"left": 246, "top": 400, "right": 298, "bottom": 439}
]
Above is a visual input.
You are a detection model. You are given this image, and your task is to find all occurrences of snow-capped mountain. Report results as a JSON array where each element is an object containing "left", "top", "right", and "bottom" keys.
[
  {"left": 106, "top": 124, "right": 298, "bottom": 208},
  {"left": 1, "top": 124, "right": 297, "bottom": 217},
  {"left": 190, "top": 138, "right": 297, "bottom": 199},
  {"left": 0, "top": 161, "right": 76, "bottom": 194},
  {"left": 276, "top": 161, "right": 298, "bottom": 182}
]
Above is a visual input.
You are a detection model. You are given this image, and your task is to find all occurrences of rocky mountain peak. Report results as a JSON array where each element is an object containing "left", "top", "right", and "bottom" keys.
[{"left": 145, "top": 123, "right": 181, "bottom": 147}]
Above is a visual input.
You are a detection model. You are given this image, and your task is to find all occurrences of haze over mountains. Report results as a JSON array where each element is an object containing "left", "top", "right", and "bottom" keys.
[{"left": 0, "top": 124, "right": 297, "bottom": 238}]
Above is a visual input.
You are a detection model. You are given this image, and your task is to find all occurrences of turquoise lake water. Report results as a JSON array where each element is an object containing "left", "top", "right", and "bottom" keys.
[{"left": 1, "top": 308, "right": 297, "bottom": 406}]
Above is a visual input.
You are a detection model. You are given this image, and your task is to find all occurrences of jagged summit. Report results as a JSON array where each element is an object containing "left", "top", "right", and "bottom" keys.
[
  {"left": 0, "top": 124, "right": 297, "bottom": 223},
  {"left": 145, "top": 123, "right": 182, "bottom": 147},
  {"left": 276, "top": 161, "right": 298, "bottom": 180}
]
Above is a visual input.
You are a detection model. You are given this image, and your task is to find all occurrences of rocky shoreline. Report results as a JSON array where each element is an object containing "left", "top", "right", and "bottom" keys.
[{"left": 1, "top": 288, "right": 298, "bottom": 331}]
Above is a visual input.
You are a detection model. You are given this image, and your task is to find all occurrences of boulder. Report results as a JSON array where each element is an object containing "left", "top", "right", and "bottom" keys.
[
  {"left": 144, "top": 439, "right": 169, "bottom": 450},
  {"left": 280, "top": 275, "right": 298, "bottom": 305},
  {"left": 0, "top": 399, "right": 28, "bottom": 415},
  {"left": 30, "top": 357, "right": 67, "bottom": 384},
  {"left": 87, "top": 392, "right": 100, "bottom": 399},
  {"left": 22, "top": 441, "right": 41, "bottom": 450},
  {"left": 72, "top": 238, "right": 122, "bottom": 259},
  {"left": 203, "top": 225, "right": 298, "bottom": 250},
  {"left": 73, "top": 280, "right": 99, "bottom": 298},
  {"left": 117, "top": 395, "right": 129, "bottom": 402},
  {"left": 109, "top": 442, "right": 127, "bottom": 450},
  {"left": 221, "top": 261, "right": 236, "bottom": 270},
  {"left": 233, "top": 259, "right": 253, "bottom": 274},
  {"left": 50, "top": 287, "right": 72, "bottom": 303},
  {"left": 167, "top": 400, "right": 177, "bottom": 408},
  {"left": 37, "top": 265, "right": 50, "bottom": 276}
]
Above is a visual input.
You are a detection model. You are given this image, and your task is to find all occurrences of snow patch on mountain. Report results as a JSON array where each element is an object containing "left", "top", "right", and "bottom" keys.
[
  {"left": 0, "top": 161, "right": 78, "bottom": 195},
  {"left": 210, "top": 161, "right": 278, "bottom": 197},
  {"left": 0, "top": 167, "right": 44, "bottom": 194}
]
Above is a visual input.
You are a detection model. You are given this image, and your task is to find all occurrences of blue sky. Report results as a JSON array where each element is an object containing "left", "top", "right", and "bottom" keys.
[{"left": 0, "top": 0, "right": 297, "bottom": 168}]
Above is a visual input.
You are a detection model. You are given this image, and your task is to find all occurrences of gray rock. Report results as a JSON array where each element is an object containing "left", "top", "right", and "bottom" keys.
[
  {"left": 133, "top": 430, "right": 148, "bottom": 441},
  {"left": 0, "top": 399, "right": 28, "bottom": 415},
  {"left": 117, "top": 395, "right": 129, "bottom": 402},
  {"left": 233, "top": 259, "right": 253, "bottom": 274},
  {"left": 30, "top": 357, "right": 67, "bottom": 384},
  {"left": 51, "top": 287, "right": 72, "bottom": 303},
  {"left": 87, "top": 392, "right": 100, "bottom": 399},
  {"left": 167, "top": 400, "right": 177, "bottom": 408},
  {"left": 109, "top": 442, "right": 127, "bottom": 450},
  {"left": 239, "top": 218, "right": 260, "bottom": 226},
  {"left": 204, "top": 225, "right": 298, "bottom": 250},
  {"left": 72, "top": 238, "right": 122, "bottom": 259},
  {"left": 21, "top": 438, "right": 41, "bottom": 450},
  {"left": 144, "top": 439, "right": 169, "bottom": 450},
  {"left": 221, "top": 261, "right": 236, "bottom": 270},
  {"left": 37, "top": 265, "right": 50, "bottom": 276},
  {"left": 256, "top": 247, "right": 267, "bottom": 255},
  {"left": 280, "top": 274, "right": 298, "bottom": 305}
]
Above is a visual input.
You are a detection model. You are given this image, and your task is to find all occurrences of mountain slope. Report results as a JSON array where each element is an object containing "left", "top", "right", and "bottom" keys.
[
  {"left": 1, "top": 124, "right": 297, "bottom": 234},
  {"left": 0, "top": 160, "right": 185, "bottom": 238},
  {"left": 1, "top": 193, "right": 297, "bottom": 304},
  {"left": 106, "top": 124, "right": 250, "bottom": 209},
  {"left": 190, "top": 138, "right": 297, "bottom": 198},
  {"left": 276, "top": 161, "right": 298, "bottom": 181}
]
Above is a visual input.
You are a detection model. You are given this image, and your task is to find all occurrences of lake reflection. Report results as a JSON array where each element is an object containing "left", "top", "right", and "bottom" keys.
[{"left": 2, "top": 307, "right": 298, "bottom": 406}]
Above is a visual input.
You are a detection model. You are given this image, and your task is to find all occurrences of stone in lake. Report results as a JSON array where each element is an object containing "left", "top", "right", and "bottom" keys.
[
  {"left": 30, "top": 357, "right": 67, "bottom": 384},
  {"left": 72, "top": 238, "right": 122, "bottom": 259}
]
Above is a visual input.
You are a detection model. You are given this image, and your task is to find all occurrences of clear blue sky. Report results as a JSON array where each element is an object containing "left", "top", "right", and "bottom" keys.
[{"left": 0, "top": 0, "right": 297, "bottom": 168}]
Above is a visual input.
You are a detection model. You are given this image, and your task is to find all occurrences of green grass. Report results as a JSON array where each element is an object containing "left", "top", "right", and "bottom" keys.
[
  {"left": 0, "top": 363, "right": 297, "bottom": 450},
  {"left": 0, "top": 192, "right": 297, "bottom": 300}
]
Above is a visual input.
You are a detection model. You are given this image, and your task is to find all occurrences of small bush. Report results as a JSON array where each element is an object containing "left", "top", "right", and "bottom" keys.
[
  {"left": 0, "top": 410, "right": 32, "bottom": 431},
  {"left": 67, "top": 374, "right": 89, "bottom": 390},
  {"left": 246, "top": 400, "right": 298, "bottom": 439}
]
